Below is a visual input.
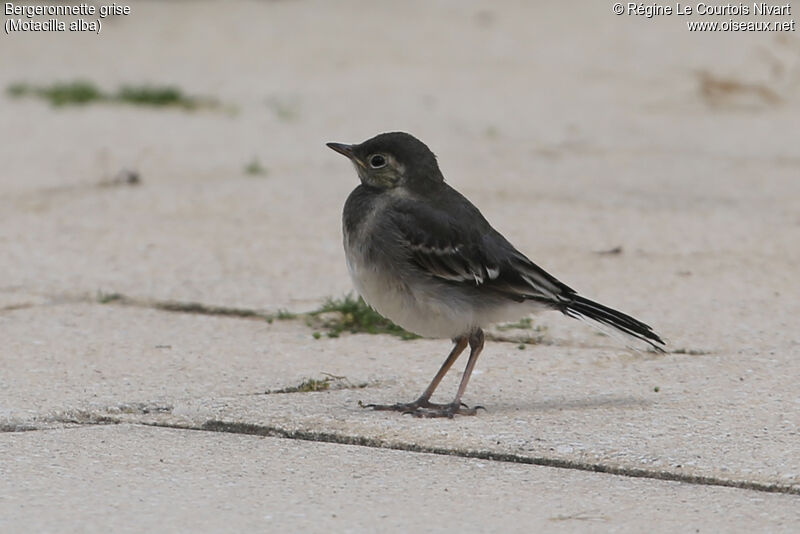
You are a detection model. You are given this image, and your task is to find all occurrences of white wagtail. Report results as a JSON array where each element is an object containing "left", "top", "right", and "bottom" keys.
[{"left": 327, "top": 132, "right": 664, "bottom": 418}]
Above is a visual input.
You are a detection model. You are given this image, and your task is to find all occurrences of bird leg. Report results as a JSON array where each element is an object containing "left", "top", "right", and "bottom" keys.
[
  {"left": 365, "top": 335, "right": 466, "bottom": 414},
  {"left": 365, "top": 330, "right": 486, "bottom": 418}
]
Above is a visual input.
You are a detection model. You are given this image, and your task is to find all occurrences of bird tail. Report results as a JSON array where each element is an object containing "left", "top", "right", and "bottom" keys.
[{"left": 561, "top": 295, "right": 665, "bottom": 352}]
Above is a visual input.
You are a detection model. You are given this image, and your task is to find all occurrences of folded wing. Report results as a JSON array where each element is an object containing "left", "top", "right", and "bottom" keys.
[{"left": 389, "top": 190, "right": 665, "bottom": 351}]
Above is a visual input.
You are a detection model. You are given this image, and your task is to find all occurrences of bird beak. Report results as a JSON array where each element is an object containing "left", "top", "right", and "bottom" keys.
[
  {"left": 327, "top": 142, "right": 367, "bottom": 169},
  {"left": 326, "top": 142, "right": 355, "bottom": 159}
]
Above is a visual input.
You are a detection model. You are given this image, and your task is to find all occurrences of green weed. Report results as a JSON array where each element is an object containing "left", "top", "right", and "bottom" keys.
[
  {"left": 7, "top": 80, "right": 217, "bottom": 110},
  {"left": 308, "top": 294, "right": 419, "bottom": 340}
]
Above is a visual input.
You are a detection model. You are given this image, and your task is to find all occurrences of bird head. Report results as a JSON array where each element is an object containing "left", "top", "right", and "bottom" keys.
[{"left": 327, "top": 132, "right": 444, "bottom": 191}]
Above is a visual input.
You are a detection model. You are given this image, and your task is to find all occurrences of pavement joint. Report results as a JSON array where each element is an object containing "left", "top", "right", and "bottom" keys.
[
  {"left": 19, "top": 406, "right": 797, "bottom": 498},
  {"left": 135, "top": 419, "right": 800, "bottom": 497},
  {"left": 4, "top": 289, "right": 712, "bottom": 355},
  {"left": 1, "top": 412, "right": 120, "bottom": 433},
  {"left": 94, "top": 293, "right": 277, "bottom": 321}
]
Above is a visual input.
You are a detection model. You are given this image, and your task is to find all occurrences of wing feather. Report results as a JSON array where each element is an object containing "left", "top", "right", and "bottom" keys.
[
  {"left": 381, "top": 186, "right": 664, "bottom": 349},
  {"left": 390, "top": 195, "right": 574, "bottom": 304}
]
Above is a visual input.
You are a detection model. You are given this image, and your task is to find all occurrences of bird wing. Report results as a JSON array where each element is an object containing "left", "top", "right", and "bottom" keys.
[
  {"left": 389, "top": 193, "right": 575, "bottom": 304},
  {"left": 388, "top": 189, "right": 665, "bottom": 350}
]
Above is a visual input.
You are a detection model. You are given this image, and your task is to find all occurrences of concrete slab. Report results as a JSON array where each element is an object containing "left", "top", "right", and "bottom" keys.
[
  {"left": 1, "top": 424, "right": 798, "bottom": 534},
  {"left": 0, "top": 303, "right": 387, "bottom": 425},
  {"left": 127, "top": 347, "right": 800, "bottom": 492},
  {"left": 2, "top": 303, "right": 798, "bottom": 492},
  {"left": 2, "top": 0, "right": 798, "bottom": 316},
  {"left": 2, "top": 0, "right": 800, "bottom": 530}
]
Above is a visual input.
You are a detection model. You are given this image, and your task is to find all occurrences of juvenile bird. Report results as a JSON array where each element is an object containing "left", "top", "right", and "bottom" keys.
[{"left": 327, "top": 132, "right": 664, "bottom": 418}]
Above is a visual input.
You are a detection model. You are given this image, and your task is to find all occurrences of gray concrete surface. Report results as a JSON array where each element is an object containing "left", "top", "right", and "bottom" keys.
[
  {"left": 2, "top": 425, "right": 799, "bottom": 534},
  {"left": 2, "top": 0, "right": 799, "bottom": 532},
  {"left": 2, "top": 303, "right": 798, "bottom": 491}
]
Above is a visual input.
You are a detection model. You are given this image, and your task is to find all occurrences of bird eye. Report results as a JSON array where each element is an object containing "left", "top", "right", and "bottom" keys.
[{"left": 369, "top": 154, "right": 386, "bottom": 168}]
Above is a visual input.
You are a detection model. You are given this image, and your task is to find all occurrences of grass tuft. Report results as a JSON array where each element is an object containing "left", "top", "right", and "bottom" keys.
[
  {"left": 116, "top": 84, "right": 210, "bottom": 109},
  {"left": 308, "top": 294, "right": 420, "bottom": 340},
  {"left": 8, "top": 80, "right": 103, "bottom": 106},
  {"left": 96, "top": 291, "right": 124, "bottom": 304},
  {"left": 292, "top": 377, "right": 332, "bottom": 392},
  {"left": 7, "top": 80, "right": 217, "bottom": 110},
  {"left": 266, "top": 373, "right": 368, "bottom": 394},
  {"left": 244, "top": 158, "right": 268, "bottom": 176}
]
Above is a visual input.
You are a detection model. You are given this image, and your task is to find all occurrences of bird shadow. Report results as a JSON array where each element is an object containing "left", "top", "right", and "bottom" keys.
[{"left": 487, "top": 395, "right": 652, "bottom": 414}]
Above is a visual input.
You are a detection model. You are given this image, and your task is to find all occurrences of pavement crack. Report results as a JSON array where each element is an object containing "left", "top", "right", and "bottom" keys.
[
  {"left": 139, "top": 419, "right": 800, "bottom": 496},
  {"left": 97, "top": 293, "right": 274, "bottom": 320},
  {"left": 0, "top": 302, "right": 39, "bottom": 313},
  {"left": 103, "top": 401, "right": 174, "bottom": 415},
  {"left": 7, "top": 291, "right": 662, "bottom": 351},
  {"left": 1, "top": 411, "right": 121, "bottom": 433},
  {"left": 0, "top": 423, "right": 41, "bottom": 433}
]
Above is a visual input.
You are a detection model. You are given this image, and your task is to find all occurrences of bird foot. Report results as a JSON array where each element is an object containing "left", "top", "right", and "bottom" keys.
[{"left": 360, "top": 399, "right": 484, "bottom": 418}]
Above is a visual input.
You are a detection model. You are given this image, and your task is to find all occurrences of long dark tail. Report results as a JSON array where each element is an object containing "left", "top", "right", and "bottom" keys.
[{"left": 562, "top": 295, "right": 665, "bottom": 351}]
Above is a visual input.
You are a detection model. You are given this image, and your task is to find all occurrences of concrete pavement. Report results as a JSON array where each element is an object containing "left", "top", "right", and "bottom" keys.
[
  {"left": 2, "top": 0, "right": 799, "bottom": 531},
  {"left": 2, "top": 425, "right": 799, "bottom": 534}
]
